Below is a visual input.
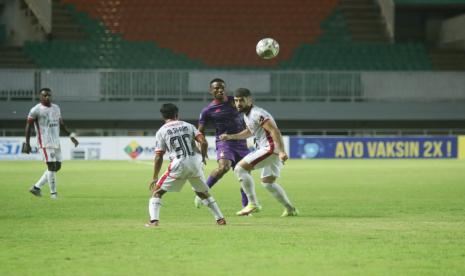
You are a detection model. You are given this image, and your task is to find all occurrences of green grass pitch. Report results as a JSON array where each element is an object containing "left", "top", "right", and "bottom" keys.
[{"left": 1, "top": 159, "right": 465, "bottom": 275}]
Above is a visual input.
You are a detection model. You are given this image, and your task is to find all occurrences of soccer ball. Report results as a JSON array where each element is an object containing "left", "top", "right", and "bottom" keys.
[{"left": 256, "top": 38, "right": 280, "bottom": 59}]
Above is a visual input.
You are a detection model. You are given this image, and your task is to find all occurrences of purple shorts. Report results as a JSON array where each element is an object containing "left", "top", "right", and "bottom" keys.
[{"left": 216, "top": 140, "right": 249, "bottom": 167}]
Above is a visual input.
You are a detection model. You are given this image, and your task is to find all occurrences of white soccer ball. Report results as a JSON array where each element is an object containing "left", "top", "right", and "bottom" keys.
[{"left": 256, "top": 38, "right": 280, "bottom": 59}]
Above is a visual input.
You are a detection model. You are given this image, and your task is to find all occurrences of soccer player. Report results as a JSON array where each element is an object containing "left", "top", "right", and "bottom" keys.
[
  {"left": 24, "top": 88, "right": 79, "bottom": 199},
  {"left": 195, "top": 78, "right": 249, "bottom": 208},
  {"left": 220, "top": 88, "right": 298, "bottom": 217},
  {"left": 145, "top": 103, "right": 226, "bottom": 227}
]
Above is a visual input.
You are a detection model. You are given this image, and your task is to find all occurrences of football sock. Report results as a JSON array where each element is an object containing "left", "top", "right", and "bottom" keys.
[
  {"left": 240, "top": 188, "right": 248, "bottom": 207},
  {"left": 202, "top": 196, "right": 224, "bottom": 220},
  {"left": 234, "top": 166, "right": 259, "bottom": 206},
  {"left": 149, "top": 197, "right": 162, "bottom": 221},
  {"left": 206, "top": 176, "right": 218, "bottom": 188},
  {"left": 262, "top": 182, "right": 293, "bottom": 209},
  {"left": 47, "top": 171, "right": 57, "bottom": 194},
  {"left": 34, "top": 170, "right": 48, "bottom": 189}
]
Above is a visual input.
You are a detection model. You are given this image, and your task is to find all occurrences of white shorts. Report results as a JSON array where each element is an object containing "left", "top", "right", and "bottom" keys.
[
  {"left": 156, "top": 157, "right": 209, "bottom": 193},
  {"left": 242, "top": 148, "right": 283, "bottom": 178},
  {"left": 40, "top": 147, "right": 62, "bottom": 163}
]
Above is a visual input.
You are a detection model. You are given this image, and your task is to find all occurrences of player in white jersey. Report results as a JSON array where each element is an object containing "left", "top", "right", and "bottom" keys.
[
  {"left": 220, "top": 88, "right": 298, "bottom": 217},
  {"left": 145, "top": 103, "right": 226, "bottom": 227},
  {"left": 24, "top": 88, "right": 79, "bottom": 199}
]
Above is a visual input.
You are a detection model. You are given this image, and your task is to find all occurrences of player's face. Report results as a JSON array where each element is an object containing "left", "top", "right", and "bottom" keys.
[
  {"left": 210, "top": 82, "right": 226, "bottom": 100},
  {"left": 40, "top": 91, "right": 52, "bottom": 106},
  {"left": 234, "top": 96, "right": 252, "bottom": 113}
]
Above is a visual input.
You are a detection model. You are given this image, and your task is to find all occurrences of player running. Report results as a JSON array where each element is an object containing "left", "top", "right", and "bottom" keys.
[
  {"left": 220, "top": 88, "right": 298, "bottom": 217},
  {"left": 25, "top": 88, "right": 79, "bottom": 199},
  {"left": 194, "top": 78, "right": 249, "bottom": 208},
  {"left": 146, "top": 103, "right": 226, "bottom": 227}
]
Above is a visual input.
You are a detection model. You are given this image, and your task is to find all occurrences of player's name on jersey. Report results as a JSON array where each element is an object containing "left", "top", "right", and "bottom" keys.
[{"left": 166, "top": 126, "right": 189, "bottom": 136}]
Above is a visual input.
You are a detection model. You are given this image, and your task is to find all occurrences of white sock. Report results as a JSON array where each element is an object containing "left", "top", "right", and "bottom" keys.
[
  {"left": 47, "top": 171, "right": 57, "bottom": 194},
  {"left": 262, "top": 182, "right": 293, "bottom": 209},
  {"left": 149, "top": 197, "right": 162, "bottom": 221},
  {"left": 34, "top": 170, "right": 48, "bottom": 189},
  {"left": 234, "top": 166, "right": 259, "bottom": 206},
  {"left": 202, "top": 196, "right": 224, "bottom": 220}
]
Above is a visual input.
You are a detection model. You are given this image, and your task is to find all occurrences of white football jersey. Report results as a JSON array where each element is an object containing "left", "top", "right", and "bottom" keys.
[
  {"left": 243, "top": 105, "right": 278, "bottom": 153},
  {"left": 155, "top": 120, "right": 202, "bottom": 161},
  {"left": 27, "top": 103, "right": 61, "bottom": 149}
]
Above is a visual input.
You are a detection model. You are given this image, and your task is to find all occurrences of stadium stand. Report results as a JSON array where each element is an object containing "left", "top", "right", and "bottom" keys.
[
  {"left": 1, "top": 0, "right": 465, "bottom": 136},
  {"left": 19, "top": 0, "right": 440, "bottom": 70}
]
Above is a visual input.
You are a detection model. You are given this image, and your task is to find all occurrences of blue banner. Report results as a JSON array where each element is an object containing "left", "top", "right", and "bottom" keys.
[{"left": 290, "top": 136, "right": 458, "bottom": 159}]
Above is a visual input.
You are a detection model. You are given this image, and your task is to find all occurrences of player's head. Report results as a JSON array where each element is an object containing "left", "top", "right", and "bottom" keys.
[
  {"left": 39, "top": 88, "right": 52, "bottom": 106},
  {"left": 234, "top": 88, "right": 252, "bottom": 113},
  {"left": 209, "top": 78, "right": 226, "bottom": 100},
  {"left": 160, "top": 103, "right": 179, "bottom": 120}
]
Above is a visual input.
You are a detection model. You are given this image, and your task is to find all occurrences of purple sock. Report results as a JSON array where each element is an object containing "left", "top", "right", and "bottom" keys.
[
  {"left": 206, "top": 176, "right": 219, "bottom": 188},
  {"left": 241, "top": 188, "right": 248, "bottom": 207}
]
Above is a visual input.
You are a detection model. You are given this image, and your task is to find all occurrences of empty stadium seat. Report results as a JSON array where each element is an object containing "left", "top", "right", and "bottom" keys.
[{"left": 23, "top": 0, "right": 433, "bottom": 70}]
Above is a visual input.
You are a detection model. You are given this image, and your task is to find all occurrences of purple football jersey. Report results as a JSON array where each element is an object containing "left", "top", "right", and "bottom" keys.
[{"left": 199, "top": 96, "right": 247, "bottom": 142}]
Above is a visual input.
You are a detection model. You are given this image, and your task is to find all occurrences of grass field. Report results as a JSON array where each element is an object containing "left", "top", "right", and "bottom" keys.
[{"left": 1, "top": 159, "right": 465, "bottom": 275}]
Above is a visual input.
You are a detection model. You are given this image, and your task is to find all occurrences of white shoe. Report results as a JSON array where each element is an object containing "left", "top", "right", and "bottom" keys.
[
  {"left": 50, "top": 193, "right": 58, "bottom": 199},
  {"left": 281, "top": 207, "right": 299, "bottom": 217},
  {"left": 194, "top": 196, "right": 202, "bottom": 208},
  {"left": 236, "top": 204, "right": 261, "bottom": 216}
]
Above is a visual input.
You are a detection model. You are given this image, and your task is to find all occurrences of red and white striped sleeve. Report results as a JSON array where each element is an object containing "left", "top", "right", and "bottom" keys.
[
  {"left": 27, "top": 105, "right": 38, "bottom": 123},
  {"left": 154, "top": 129, "right": 167, "bottom": 155}
]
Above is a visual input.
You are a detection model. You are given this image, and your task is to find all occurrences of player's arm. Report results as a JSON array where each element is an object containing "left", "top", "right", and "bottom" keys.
[
  {"left": 23, "top": 118, "right": 34, "bottom": 154},
  {"left": 59, "top": 118, "right": 79, "bottom": 147},
  {"left": 198, "top": 123, "right": 206, "bottom": 135},
  {"left": 219, "top": 128, "right": 252, "bottom": 141},
  {"left": 262, "top": 120, "right": 288, "bottom": 163},
  {"left": 195, "top": 133, "right": 208, "bottom": 165},
  {"left": 150, "top": 152, "right": 164, "bottom": 190}
]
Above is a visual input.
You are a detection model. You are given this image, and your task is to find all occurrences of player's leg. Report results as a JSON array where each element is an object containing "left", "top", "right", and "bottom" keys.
[
  {"left": 260, "top": 158, "right": 298, "bottom": 216},
  {"left": 29, "top": 169, "right": 48, "bottom": 197},
  {"left": 46, "top": 162, "right": 58, "bottom": 198},
  {"left": 234, "top": 159, "right": 260, "bottom": 216},
  {"left": 146, "top": 161, "right": 186, "bottom": 227},
  {"left": 206, "top": 158, "right": 231, "bottom": 187},
  {"left": 29, "top": 148, "right": 55, "bottom": 197},
  {"left": 195, "top": 158, "right": 232, "bottom": 208},
  {"left": 190, "top": 177, "right": 226, "bottom": 225},
  {"left": 146, "top": 188, "right": 166, "bottom": 227},
  {"left": 46, "top": 148, "right": 62, "bottom": 199},
  {"left": 233, "top": 146, "right": 251, "bottom": 208}
]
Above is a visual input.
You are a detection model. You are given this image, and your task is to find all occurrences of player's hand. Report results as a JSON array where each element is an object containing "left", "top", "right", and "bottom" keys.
[
  {"left": 201, "top": 157, "right": 207, "bottom": 165},
  {"left": 71, "top": 137, "right": 79, "bottom": 147},
  {"left": 219, "top": 134, "right": 230, "bottom": 141},
  {"left": 279, "top": 151, "right": 288, "bottom": 164},
  {"left": 149, "top": 179, "right": 158, "bottom": 191},
  {"left": 21, "top": 142, "right": 31, "bottom": 154}
]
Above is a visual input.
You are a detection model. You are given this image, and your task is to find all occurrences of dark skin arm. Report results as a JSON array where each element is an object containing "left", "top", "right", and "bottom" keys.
[
  {"left": 60, "top": 118, "right": 79, "bottom": 147},
  {"left": 195, "top": 133, "right": 208, "bottom": 165},
  {"left": 24, "top": 120, "right": 34, "bottom": 153},
  {"left": 197, "top": 124, "right": 209, "bottom": 162}
]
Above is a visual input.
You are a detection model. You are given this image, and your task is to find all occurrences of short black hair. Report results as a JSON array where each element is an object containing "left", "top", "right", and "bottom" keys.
[
  {"left": 235, "top": 88, "right": 251, "bottom": 98},
  {"left": 210, "top": 78, "right": 225, "bottom": 86},
  {"left": 160, "top": 103, "right": 178, "bottom": 120},
  {"left": 39, "top": 88, "right": 52, "bottom": 94}
]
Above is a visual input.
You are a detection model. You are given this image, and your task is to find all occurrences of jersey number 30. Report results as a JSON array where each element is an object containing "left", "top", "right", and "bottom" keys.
[{"left": 170, "top": 134, "right": 194, "bottom": 158}]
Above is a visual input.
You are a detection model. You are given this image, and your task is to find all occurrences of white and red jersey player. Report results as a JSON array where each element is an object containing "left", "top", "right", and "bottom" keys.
[
  {"left": 243, "top": 105, "right": 278, "bottom": 154},
  {"left": 154, "top": 120, "right": 208, "bottom": 192},
  {"left": 241, "top": 105, "right": 282, "bottom": 175},
  {"left": 27, "top": 103, "right": 62, "bottom": 162}
]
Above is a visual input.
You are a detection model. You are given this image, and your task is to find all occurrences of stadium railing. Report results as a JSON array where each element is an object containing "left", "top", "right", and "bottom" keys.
[{"left": 1, "top": 69, "right": 465, "bottom": 103}]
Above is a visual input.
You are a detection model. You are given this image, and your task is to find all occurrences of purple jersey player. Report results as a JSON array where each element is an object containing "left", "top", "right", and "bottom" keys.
[{"left": 194, "top": 78, "right": 250, "bottom": 208}]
